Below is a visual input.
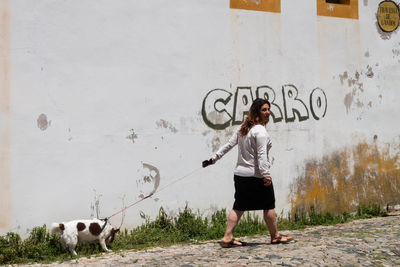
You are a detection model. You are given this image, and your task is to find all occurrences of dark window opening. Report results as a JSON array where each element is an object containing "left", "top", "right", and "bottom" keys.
[
  {"left": 326, "top": 0, "right": 350, "bottom": 4},
  {"left": 318, "top": 0, "right": 358, "bottom": 19}
]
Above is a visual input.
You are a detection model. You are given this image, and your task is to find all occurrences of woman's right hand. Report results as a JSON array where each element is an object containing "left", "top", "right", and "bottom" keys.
[
  {"left": 263, "top": 177, "right": 272, "bottom": 186},
  {"left": 202, "top": 158, "right": 215, "bottom": 168}
]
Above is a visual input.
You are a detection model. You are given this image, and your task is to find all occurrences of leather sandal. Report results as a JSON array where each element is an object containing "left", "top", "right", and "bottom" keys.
[
  {"left": 271, "top": 234, "right": 293, "bottom": 244},
  {"left": 220, "top": 239, "right": 247, "bottom": 248}
]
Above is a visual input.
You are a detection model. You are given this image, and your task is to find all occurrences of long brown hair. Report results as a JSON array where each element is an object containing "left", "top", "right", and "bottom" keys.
[{"left": 239, "top": 98, "right": 270, "bottom": 137}]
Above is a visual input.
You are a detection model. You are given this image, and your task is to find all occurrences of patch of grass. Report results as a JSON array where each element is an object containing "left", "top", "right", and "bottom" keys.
[
  {"left": 0, "top": 203, "right": 390, "bottom": 265},
  {"left": 277, "top": 203, "right": 388, "bottom": 231},
  {"left": 356, "top": 203, "right": 388, "bottom": 218}
]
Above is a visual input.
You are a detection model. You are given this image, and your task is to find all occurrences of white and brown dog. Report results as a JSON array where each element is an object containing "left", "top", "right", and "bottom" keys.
[{"left": 50, "top": 218, "right": 119, "bottom": 256}]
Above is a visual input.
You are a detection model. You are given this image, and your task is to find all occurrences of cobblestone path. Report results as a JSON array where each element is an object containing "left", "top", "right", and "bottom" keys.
[{"left": 22, "top": 212, "right": 400, "bottom": 266}]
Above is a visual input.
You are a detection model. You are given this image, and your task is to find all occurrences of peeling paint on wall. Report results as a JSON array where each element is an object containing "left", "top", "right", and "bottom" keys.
[
  {"left": 126, "top": 129, "right": 138, "bottom": 143},
  {"left": 339, "top": 66, "right": 379, "bottom": 116},
  {"left": 339, "top": 71, "right": 348, "bottom": 85},
  {"left": 37, "top": 114, "right": 51, "bottom": 131},
  {"left": 393, "top": 44, "right": 400, "bottom": 62},
  {"left": 393, "top": 49, "right": 400, "bottom": 57},
  {"left": 365, "top": 66, "right": 374, "bottom": 78},
  {"left": 156, "top": 119, "right": 178, "bottom": 133},
  {"left": 289, "top": 140, "right": 400, "bottom": 216},
  {"left": 211, "top": 128, "right": 235, "bottom": 152},
  {"left": 0, "top": 0, "right": 11, "bottom": 230},
  {"left": 67, "top": 128, "right": 72, "bottom": 141},
  {"left": 202, "top": 130, "right": 211, "bottom": 136},
  {"left": 344, "top": 93, "right": 353, "bottom": 114}
]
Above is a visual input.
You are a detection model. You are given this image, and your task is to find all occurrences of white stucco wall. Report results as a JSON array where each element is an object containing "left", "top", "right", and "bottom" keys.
[{"left": 1, "top": 0, "right": 399, "bottom": 235}]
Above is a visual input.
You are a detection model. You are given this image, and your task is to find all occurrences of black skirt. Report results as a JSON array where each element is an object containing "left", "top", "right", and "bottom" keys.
[{"left": 233, "top": 175, "right": 275, "bottom": 211}]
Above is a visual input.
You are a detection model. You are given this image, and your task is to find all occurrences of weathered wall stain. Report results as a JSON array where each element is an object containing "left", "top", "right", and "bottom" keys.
[
  {"left": 137, "top": 163, "right": 160, "bottom": 199},
  {"left": 344, "top": 93, "right": 353, "bottom": 113},
  {"left": 156, "top": 119, "right": 178, "bottom": 133},
  {"left": 207, "top": 127, "right": 234, "bottom": 153},
  {"left": 37, "top": 113, "right": 51, "bottom": 131},
  {"left": 339, "top": 66, "right": 377, "bottom": 116},
  {"left": 202, "top": 85, "right": 327, "bottom": 130},
  {"left": 0, "top": 0, "right": 10, "bottom": 230},
  {"left": 393, "top": 44, "right": 400, "bottom": 62},
  {"left": 67, "top": 128, "right": 72, "bottom": 141},
  {"left": 289, "top": 140, "right": 400, "bottom": 216},
  {"left": 202, "top": 130, "right": 211, "bottom": 136},
  {"left": 126, "top": 129, "right": 138, "bottom": 143},
  {"left": 365, "top": 66, "right": 374, "bottom": 78},
  {"left": 339, "top": 71, "right": 348, "bottom": 85}
]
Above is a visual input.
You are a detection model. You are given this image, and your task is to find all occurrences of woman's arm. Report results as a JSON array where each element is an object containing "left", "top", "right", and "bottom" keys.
[
  {"left": 213, "top": 130, "right": 239, "bottom": 162},
  {"left": 202, "top": 130, "right": 239, "bottom": 168},
  {"left": 254, "top": 128, "right": 271, "bottom": 178}
]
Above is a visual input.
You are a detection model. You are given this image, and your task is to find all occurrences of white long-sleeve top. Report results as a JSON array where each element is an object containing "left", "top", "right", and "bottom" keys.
[{"left": 213, "top": 125, "right": 272, "bottom": 178}]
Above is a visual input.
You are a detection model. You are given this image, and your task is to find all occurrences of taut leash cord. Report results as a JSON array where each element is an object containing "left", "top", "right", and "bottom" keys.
[{"left": 106, "top": 166, "right": 203, "bottom": 220}]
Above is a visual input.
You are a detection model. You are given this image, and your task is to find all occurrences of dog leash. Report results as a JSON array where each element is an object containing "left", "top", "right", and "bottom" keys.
[
  {"left": 104, "top": 166, "right": 203, "bottom": 221},
  {"left": 100, "top": 217, "right": 108, "bottom": 233}
]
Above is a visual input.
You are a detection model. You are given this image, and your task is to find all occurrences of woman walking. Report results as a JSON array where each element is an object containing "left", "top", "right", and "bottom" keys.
[{"left": 203, "top": 98, "right": 293, "bottom": 247}]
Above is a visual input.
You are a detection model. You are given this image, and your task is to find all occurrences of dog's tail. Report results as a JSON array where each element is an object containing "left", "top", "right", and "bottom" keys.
[{"left": 50, "top": 222, "right": 65, "bottom": 234}]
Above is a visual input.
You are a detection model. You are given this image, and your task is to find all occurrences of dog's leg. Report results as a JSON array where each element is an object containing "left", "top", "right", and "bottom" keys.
[
  {"left": 67, "top": 235, "right": 78, "bottom": 256},
  {"left": 99, "top": 239, "right": 110, "bottom": 252},
  {"left": 69, "top": 247, "right": 78, "bottom": 256},
  {"left": 60, "top": 238, "right": 67, "bottom": 250}
]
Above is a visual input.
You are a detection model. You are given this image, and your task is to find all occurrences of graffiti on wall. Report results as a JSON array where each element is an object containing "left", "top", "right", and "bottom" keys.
[
  {"left": 137, "top": 163, "right": 161, "bottom": 200},
  {"left": 202, "top": 85, "right": 327, "bottom": 130}
]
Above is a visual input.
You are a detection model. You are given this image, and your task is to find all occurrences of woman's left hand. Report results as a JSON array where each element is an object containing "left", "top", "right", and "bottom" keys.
[{"left": 263, "top": 177, "right": 272, "bottom": 187}]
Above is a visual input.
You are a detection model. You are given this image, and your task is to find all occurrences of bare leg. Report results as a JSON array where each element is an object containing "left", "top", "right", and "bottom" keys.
[
  {"left": 264, "top": 209, "right": 293, "bottom": 243},
  {"left": 263, "top": 209, "right": 278, "bottom": 239},
  {"left": 221, "top": 209, "right": 244, "bottom": 244}
]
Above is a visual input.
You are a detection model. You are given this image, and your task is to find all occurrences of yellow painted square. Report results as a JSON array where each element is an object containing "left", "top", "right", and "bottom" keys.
[
  {"left": 317, "top": 0, "right": 359, "bottom": 20},
  {"left": 230, "top": 0, "right": 281, "bottom": 13}
]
